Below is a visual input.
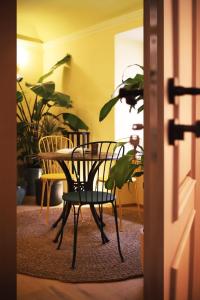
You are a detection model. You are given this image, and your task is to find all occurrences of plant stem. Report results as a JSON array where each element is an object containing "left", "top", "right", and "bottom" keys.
[
  {"left": 18, "top": 81, "right": 32, "bottom": 121},
  {"left": 18, "top": 103, "right": 29, "bottom": 123}
]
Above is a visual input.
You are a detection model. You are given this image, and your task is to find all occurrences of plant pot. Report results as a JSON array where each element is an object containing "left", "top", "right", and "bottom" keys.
[
  {"left": 16, "top": 186, "right": 26, "bottom": 205},
  {"left": 24, "top": 167, "right": 42, "bottom": 196},
  {"left": 35, "top": 179, "right": 63, "bottom": 207}
]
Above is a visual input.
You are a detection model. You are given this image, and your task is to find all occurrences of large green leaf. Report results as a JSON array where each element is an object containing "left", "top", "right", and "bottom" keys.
[
  {"left": 26, "top": 81, "right": 55, "bottom": 98},
  {"left": 99, "top": 96, "right": 120, "bottom": 122},
  {"left": 51, "top": 92, "right": 72, "bottom": 108},
  {"left": 123, "top": 74, "right": 144, "bottom": 89},
  {"left": 99, "top": 71, "right": 144, "bottom": 122},
  {"left": 38, "top": 54, "right": 71, "bottom": 83},
  {"left": 105, "top": 155, "right": 132, "bottom": 189},
  {"left": 105, "top": 147, "right": 143, "bottom": 189},
  {"left": 62, "top": 113, "right": 89, "bottom": 131},
  {"left": 137, "top": 104, "right": 144, "bottom": 113}
]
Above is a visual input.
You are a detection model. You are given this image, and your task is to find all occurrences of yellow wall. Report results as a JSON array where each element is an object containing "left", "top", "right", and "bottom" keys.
[
  {"left": 17, "top": 12, "right": 143, "bottom": 141},
  {"left": 43, "top": 12, "right": 143, "bottom": 141},
  {"left": 17, "top": 38, "right": 43, "bottom": 114},
  {"left": 17, "top": 12, "right": 143, "bottom": 205},
  {"left": 17, "top": 38, "right": 43, "bottom": 83}
]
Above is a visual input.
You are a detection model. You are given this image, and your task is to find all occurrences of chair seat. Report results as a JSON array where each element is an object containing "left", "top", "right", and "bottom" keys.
[
  {"left": 62, "top": 191, "right": 116, "bottom": 205},
  {"left": 40, "top": 173, "right": 66, "bottom": 180}
]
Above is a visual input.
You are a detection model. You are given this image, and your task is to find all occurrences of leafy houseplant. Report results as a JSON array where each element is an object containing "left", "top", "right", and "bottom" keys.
[
  {"left": 99, "top": 65, "right": 144, "bottom": 122},
  {"left": 99, "top": 65, "right": 144, "bottom": 189},
  {"left": 17, "top": 54, "right": 88, "bottom": 168},
  {"left": 17, "top": 54, "right": 89, "bottom": 196}
]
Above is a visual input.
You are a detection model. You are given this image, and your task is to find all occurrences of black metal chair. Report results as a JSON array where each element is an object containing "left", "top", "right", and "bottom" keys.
[{"left": 58, "top": 141, "right": 125, "bottom": 269}]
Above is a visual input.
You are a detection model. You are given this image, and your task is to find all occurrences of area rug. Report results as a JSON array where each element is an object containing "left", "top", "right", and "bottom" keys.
[{"left": 17, "top": 207, "right": 143, "bottom": 283}]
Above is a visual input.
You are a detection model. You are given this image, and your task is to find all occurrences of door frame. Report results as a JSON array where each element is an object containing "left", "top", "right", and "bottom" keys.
[
  {"left": 144, "top": 0, "right": 164, "bottom": 298},
  {"left": 192, "top": 1, "right": 200, "bottom": 298},
  {"left": 143, "top": 0, "right": 200, "bottom": 299}
]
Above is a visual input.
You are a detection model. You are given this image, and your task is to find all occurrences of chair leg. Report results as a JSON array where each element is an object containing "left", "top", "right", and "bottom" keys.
[
  {"left": 79, "top": 206, "right": 83, "bottom": 222},
  {"left": 99, "top": 204, "right": 106, "bottom": 244},
  {"left": 117, "top": 191, "right": 123, "bottom": 231},
  {"left": 112, "top": 201, "right": 124, "bottom": 262},
  {"left": 71, "top": 205, "right": 81, "bottom": 269},
  {"left": 46, "top": 181, "right": 53, "bottom": 224},
  {"left": 40, "top": 179, "right": 47, "bottom": 215},
  {"left": 55, "top": 202, "right": 71, "bottom": 248}
]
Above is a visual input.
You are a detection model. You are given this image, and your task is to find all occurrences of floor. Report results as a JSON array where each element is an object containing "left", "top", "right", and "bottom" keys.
[{"left": 17, "top": 198, "right": 144, "bottom": 300}]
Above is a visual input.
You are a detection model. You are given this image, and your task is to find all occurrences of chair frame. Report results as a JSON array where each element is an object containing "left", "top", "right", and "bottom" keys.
[
  {"left": 56, "top": 141, "right": 125, "bottom": 269},
  {"left": 38, "top": 135, "right": 74, "bottom": 223}
]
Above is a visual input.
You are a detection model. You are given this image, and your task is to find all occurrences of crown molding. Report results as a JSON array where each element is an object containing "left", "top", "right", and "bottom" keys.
[{"left": 44, "top": 9, "right": 143, "bottom": 48}]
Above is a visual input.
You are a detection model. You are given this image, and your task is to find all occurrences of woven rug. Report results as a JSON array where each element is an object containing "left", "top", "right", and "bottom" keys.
[{"left": 17, "top": 207, "right": 143, "bottom": 283}]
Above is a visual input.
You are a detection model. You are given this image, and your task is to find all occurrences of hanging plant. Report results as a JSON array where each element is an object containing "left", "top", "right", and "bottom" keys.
[
  {"left": 99, "top": 64, "right": 144, "bottom": 122},
  {"left": 99, "top": 64, "right": 144, "bottom": 189}
]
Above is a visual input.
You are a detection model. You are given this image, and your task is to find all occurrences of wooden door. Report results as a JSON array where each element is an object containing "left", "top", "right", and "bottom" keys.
[{"left": 144, "top": 0, "right": 200, "bottom": 299}]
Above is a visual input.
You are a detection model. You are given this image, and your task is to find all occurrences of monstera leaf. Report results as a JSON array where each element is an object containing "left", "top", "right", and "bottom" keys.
[{"left": 62, "top": 113, "right": 89, "bottom": 131}]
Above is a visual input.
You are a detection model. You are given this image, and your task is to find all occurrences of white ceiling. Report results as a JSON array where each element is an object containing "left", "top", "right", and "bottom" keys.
[{"left": 17, "top": 0, "right": 143, "bottom": 42}]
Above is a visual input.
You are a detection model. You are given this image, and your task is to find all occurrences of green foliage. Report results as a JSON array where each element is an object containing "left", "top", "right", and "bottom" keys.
[
  {"left": 99, "top": 96, "right": 120, "bottom": 122},
  {"left": 17, "top": 54, "right": 88, "bottom": 167},
  {"left": 99, "top": 64, "right": 144, "bottom": 189},
  {"left": 99, "top": 65, "right": 144, "bottom": 122},
  {"left": 105, "top": 146, "right": 144, "bottom": 189},
  {"left": 38, "top": 54, "right": 71, "bottom": 83}
]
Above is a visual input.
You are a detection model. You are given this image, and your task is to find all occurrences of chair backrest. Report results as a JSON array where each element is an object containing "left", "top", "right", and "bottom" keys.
[
  {"left": 71, "top": 141, "right": 124, "bottom": 204},
  {"left": 39, "top": 135, "right": 73, "bottom": 174},
  {"left": 65, "top": 131, "right": 90, "bottom": 147}
]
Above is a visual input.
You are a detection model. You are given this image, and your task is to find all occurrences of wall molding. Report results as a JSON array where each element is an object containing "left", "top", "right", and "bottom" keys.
[{"left": 44, "top": 9, "right": 143, "bottom": 48}]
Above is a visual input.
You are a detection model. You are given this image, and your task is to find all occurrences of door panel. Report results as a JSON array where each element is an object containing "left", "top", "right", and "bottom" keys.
[
  {"left": 174, "top": 0, "right": 194, "bottom": 219},
  {"left": 144, "top": 0, "right": 200, "bottom": 299},
  {"left": 170, "top": 210, "right": 195, "bottom": 300},
  {"left": 165, "top": 0, "right": 196, "bottom": 298}
]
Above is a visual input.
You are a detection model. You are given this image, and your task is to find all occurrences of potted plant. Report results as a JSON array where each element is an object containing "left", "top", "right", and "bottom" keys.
[
  {"left": 99, "top": 64, "right": 144, "bottom": 189},
  {"left": 99, "top": 65, "right": 144, "bottom": 270},
  {"left": 17, "top": 54, "right": 89, "bottom": 196}
]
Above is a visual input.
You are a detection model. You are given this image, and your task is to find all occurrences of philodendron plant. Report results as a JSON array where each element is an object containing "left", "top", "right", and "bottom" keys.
[
  {"left": 99, "top": 64, "right": 144, "bottom": 122},
  {"left": 105, "top": 142, "right": 144, "bottom": 189},
  {"left": 99, "top": 65, "right": 144, "bottom": 189},
  {"left": 17, "top": 54, "right": 88, "bottom": 167}
]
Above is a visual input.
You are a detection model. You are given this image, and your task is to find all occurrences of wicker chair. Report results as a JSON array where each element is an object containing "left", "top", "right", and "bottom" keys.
[{"left": 38, "top": 135, "right": 73, "bottom": 223}]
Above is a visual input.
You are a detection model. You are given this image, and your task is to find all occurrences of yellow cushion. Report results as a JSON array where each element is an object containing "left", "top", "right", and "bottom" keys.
[{"left": 40, "top": 173, "right": 66, "bottom": 180}]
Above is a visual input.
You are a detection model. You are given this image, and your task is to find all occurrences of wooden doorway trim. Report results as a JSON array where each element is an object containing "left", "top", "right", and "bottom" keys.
[
  {"left": 144, "top": 1, "right": 164, "bottom": 299},
  {"left": 192, "top": 0, "right": 200, "bottom": 298}
]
